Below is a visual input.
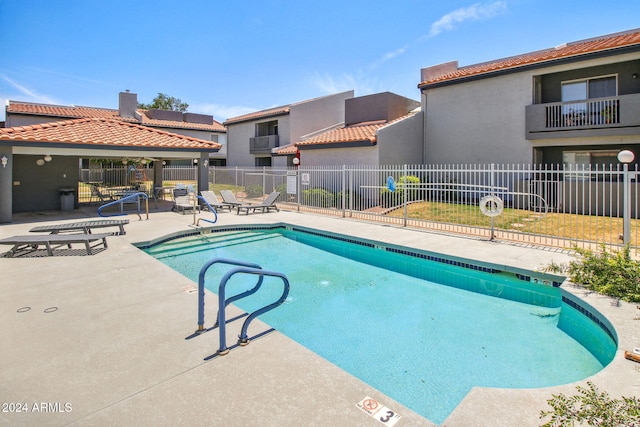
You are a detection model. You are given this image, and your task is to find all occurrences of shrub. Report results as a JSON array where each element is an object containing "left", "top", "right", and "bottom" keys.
[
  {"left": 302, "top": 188, "right": 335, "bottom": 207},
  {"left": 540, "top": 382, "right": 640, "bottom": 427},
  {"left": 569, "top": 245, "right": 640, "bottom": 303},
  {"left": 380, "top": 175, "right": 421, "bottom": 208},
  {"left": 336, "top": 190, "right": 362, "bottom": 210},
  {"left": 244, "top": 185, "right": 263, "bottom": 198}
]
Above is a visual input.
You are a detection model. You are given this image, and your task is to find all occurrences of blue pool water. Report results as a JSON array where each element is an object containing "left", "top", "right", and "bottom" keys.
[{"left": 142, "top": 226, "right": 616, "bottom": 424}]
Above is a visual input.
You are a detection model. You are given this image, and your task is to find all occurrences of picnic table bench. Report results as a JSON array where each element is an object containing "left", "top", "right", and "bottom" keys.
[
  {"left": 29, "top": 219, "right": 129, "bottom": 236},
  {"left": 0, "top": 233, "right": 110, "bottom": 257}
]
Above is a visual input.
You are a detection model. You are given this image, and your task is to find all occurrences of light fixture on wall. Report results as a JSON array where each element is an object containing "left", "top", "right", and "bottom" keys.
[
  {"left": 618, "top": 150, "right": 634, "bottom": 164},
  {"left": 618, "top": 149, "right": 635, "bottom": 245},
  {"left": 633, "top": 73, "right": 638, "bottom": 79},
  {"left": 193, "top": 159, "right": 198, "bottom": 165},
  {"left": 44, "top": 154, "right": 52, "bottom": 162},
  {"left": 36, "top": 159, "right": 45, "bottom": 166},
  {"left": 1, "top": 156, "right": 8, "bottom": 168}
]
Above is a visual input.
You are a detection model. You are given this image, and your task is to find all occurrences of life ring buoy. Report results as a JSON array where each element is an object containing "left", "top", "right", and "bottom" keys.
[{"left": 479, "top": 195, "right": 503, "bottom": 217}]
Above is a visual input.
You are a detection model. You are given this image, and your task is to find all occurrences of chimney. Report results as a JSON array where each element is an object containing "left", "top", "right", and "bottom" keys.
[{"left": 118, "top": 90, "right": 138, "bottom": 118}]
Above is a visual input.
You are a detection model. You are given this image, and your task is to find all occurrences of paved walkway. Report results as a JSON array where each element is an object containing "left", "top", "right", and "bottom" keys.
[{"left": 1, "top": 205, "right": 638, "bottom": 426}]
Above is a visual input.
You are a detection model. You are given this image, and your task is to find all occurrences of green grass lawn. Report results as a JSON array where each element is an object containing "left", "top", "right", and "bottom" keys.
[{"left": 387, "top": 201, "right": 638, "bottom": 246}]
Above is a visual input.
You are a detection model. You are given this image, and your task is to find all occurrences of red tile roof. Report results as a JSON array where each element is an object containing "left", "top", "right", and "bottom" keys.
[
  {"left": 295, "top": 113, "right": 418, "bottom": 149},
  {"left": 419, "top": 29, "right": 640, "bottom": 87},
  {"left": 224, "top": 106, "right": 290, "bottom": 125},
  {"left": 272, "top": 143, "right": 298, "bottom": 155},
  {"left": 0, "top": 118, "right": 221, "bottom": 151},
  {"left": 138, "top": 110, "right": 225, "bottom": 132},
  {"left": 296, "top": 120, "right": 387, "bottom": 148},
  {"left": 6, "top": 101, "right": 129, "bottom": 121},
  {"left": 6, "top": 101, "right": 226, "bottom": 132}
]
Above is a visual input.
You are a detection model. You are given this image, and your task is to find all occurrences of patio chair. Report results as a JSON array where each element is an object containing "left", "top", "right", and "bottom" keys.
[
  {"left": 90, "top": 186, "right": 115, "bottom": 205},
  {"left": 220, "top": 190, "right": 242, "bottom": 207},
  {"left": 199, "top": 191, "right": 232, "bottom": 212},
  {"left": 173, "top": 188, "right": 199, "bottom": 214},
  {"left": 236, "top": 191, "right": 281, "bottom": 215}
]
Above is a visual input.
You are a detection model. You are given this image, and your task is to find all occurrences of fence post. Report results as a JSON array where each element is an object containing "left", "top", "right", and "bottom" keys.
[
  {"left": 341, "top": 165, "right": 346, "bottom": 218},
  {"left": 490, "top": 163, "right": 496, "bottom": 240},
  {"left": 623, "top": 163, "right": 631, "bottom": 245},
  {"left": 403, "top": 164, "right": 408, "bottom": 227},
  {"left": 296, "top": 167, "right": 301, "bottom": 212},
  {"left": 618, "top": 150, "right": 635, "bottom": 246},
  {"left": 262, "top": 166, "right": 266, "bottom": 196}
]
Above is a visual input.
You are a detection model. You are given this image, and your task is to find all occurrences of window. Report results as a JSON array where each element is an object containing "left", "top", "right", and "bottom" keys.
[
  {"left": 561, "top": 75, "right": 617, "bottom": 102},
  {"left": 255, "top": 157, "right": 271, "bottom": 167},
  {"left": 563, "top": 150, "right": 621, "bottom": 179},
  {"left": 561, "top": 75, "right": 618, "bottom": 125}
]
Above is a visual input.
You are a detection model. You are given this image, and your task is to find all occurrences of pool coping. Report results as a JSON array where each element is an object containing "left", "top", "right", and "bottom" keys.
[{"left": 1, "top": 208, "right": 638, "bottom": 427}]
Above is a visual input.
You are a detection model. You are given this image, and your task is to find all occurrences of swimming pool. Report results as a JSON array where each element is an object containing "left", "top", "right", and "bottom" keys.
[{"left": 140, "top": 224, "right": 617, "bottom": 424}]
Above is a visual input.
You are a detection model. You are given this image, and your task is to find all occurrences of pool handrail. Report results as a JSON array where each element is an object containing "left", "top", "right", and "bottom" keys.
[
  {"left": 195, "top": 195, "right": 218, "bottom": 226},
  {"left": 215, "top": 266, "right": 290, "bottom": 355},
  {"left": 97, "top": 192, "right": 149, "bottom": 220},
  {"left": 196, "top": 258, "right": 262, "bottom": 333}
]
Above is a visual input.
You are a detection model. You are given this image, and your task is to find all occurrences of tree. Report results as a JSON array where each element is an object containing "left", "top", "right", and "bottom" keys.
[{"left": 138, "top": 93, "right": 189, "bottom": 112}]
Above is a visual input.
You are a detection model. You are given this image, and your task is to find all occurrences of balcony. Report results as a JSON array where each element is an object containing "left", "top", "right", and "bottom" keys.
[
  {"left": 250, "top": 135, "right": 279, "bottom": 154},
  {"left": 525, "top": 94, "right": 640, "bottom": 140}
]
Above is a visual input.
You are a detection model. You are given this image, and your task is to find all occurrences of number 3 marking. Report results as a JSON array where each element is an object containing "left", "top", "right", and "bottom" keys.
[{"left": 380, "top": 410, "right": 395, "bottom": 422}]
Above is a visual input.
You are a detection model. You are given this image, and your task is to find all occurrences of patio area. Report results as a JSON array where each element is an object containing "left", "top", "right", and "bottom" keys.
[{"left": 1, "top": 206, "right": 638, "bottom": 426}]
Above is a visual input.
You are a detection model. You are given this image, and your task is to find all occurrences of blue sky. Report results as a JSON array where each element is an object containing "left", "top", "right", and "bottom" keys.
[{"left": 0, "top": 0, "right": 638, "bottom": 122}]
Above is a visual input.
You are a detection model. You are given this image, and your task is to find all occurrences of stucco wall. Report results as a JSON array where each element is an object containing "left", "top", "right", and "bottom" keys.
[
  {"left": 12, "top": 155, "right": 80, "bottom": 212},
  {"left": 422, "top": 52, "right": 640, "bottom": 165},
  {"left": 227, "top": 115, "right": 291, "bottom": 166},
  {"left": 378, "top": 112, "right": 424, "bottom": 164},
  {"left": 300, "top": 146, "right": 378, "bottom": 166},
  {"left": 289, "top": 91, "right": 353, "bottom": 141},
  {"left": 7, "top": 114, "right": 66, "bottom": 127},
  {"left": 423, "top": 73, "right": 532, "bottom": 164}
]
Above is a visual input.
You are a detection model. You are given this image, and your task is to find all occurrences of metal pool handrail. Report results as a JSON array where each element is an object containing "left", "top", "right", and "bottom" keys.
[
  {"left": 97, "top": 192, "right": 149, "bottom": 220},
  {"left": 196, "top": 258, "right": 262, "bottom": 333},
  {"left": 195, "top": 195, "right": 217, "bottom": 226},
  {"left": 196, "top": 258, "right": 290, "bottom": 356},
  {"left": 216, "top": 267, "right": 290, "bottom": 355}
]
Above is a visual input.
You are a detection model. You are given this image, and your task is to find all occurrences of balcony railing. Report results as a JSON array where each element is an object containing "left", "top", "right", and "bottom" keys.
[
  {"left": 250, "top": 135, "right": 279, "bottom": 154},
  {"left": 525, "top": 93, "right": 640, "bottom": 139},
  {"left": 545, "top": 98, "right": 619, "bottom": 128}
]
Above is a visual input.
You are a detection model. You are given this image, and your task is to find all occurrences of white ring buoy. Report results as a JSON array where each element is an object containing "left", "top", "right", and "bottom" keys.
[{"left": 479, "top": 195, "right": 503, "bottom": 217}]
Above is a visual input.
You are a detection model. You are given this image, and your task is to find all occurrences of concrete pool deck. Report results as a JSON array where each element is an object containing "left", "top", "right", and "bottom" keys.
[{"left": 1, "top": 206, "right": 639, "bottom": 426}]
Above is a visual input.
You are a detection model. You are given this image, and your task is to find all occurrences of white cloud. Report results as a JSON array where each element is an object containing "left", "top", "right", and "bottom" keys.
[
  {"left": 428, "top": 1, "right": 507, "bottom": 38},
  {"left": 190, "top": 102, "right": 259, "bottom": 122},
  {"left": 308, "top": 72, "right": 379, "bottom": 97},
  {"left": 1, "top": 75, "right": 58, "bottom": 104},
  {"left": 370, "top": 45, "right": 409, "bottom": 69}
]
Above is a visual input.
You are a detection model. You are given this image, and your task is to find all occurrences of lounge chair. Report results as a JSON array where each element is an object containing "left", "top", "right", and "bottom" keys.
[
  {"left": 199, "top": 191, "right": 232, "bottom": 212},
  {"left": 236, "top": 191, "right": 281, "bottom": 215},
  {"left": 0, "top": 233, "right": 110, "bottom": 257},
  {"left": 220, "top": 190, "right": 242, "bottom": 207},
  {"left": 173, "top": 188, "right": 199, "bottom": 214},
  {"left": 29, "top": 219, "right": 129, "bottom": 236}
]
